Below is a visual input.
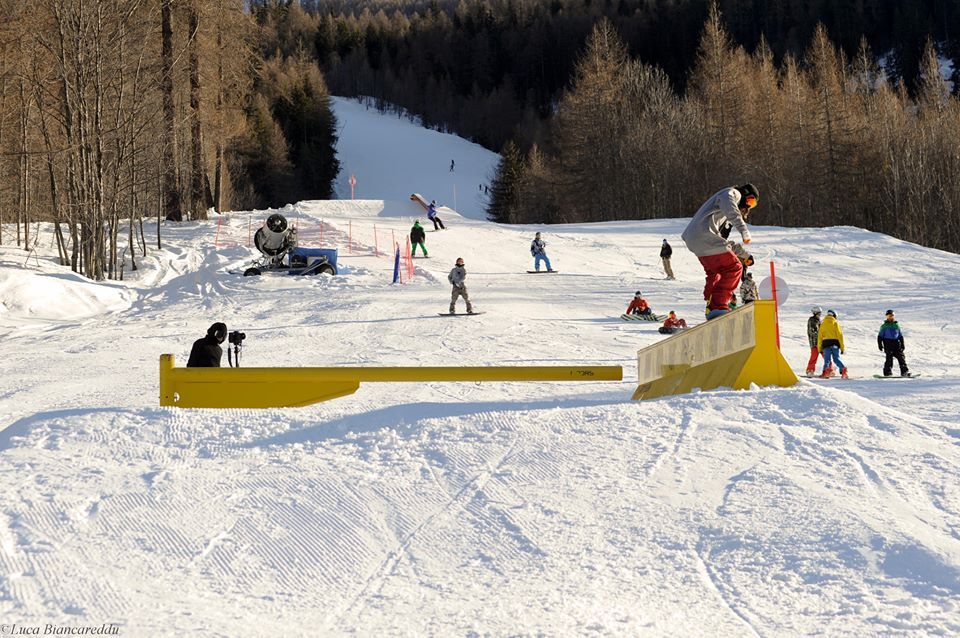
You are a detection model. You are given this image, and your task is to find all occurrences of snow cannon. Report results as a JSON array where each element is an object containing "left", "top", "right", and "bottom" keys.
[
  {"left": 632, "top": 300, "right": 797, "bottom": 400},
  {"left": 242, "top": 213, "right": 338, "bottom": 277}
]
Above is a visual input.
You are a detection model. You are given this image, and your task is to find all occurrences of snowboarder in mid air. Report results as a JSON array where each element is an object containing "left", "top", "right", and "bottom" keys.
[
  {"left": 530, "top": 232, "right": 553, "bottom": 272},
  {"left": 448, "top": 257, "right": 474, "bottom": 314},
  {"left": 877, "top": 309, "right": 910, "bottom": 377},
  {"left": 817, "top": 309, "right": 848, "bottom": 379},
  {"left": 681, "top": 183, "right": 758, "bottom": 319}
]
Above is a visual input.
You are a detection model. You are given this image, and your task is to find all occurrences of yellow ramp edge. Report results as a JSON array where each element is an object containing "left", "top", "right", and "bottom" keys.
[
  {"left": 160, "top": 355, "right": 623, "bottom": 408},
  {"left": 632, "top": 300, "right": 797, "bottom": 401}
]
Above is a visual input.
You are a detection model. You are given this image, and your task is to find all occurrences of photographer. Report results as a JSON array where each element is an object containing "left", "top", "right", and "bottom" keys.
[{"left": 187, "top": 323, "right": 227, "bottom": 367}]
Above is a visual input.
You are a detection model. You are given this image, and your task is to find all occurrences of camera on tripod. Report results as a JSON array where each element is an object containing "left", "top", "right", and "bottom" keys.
[{"left": 228, "top": 330, "right": 246, "bottom": 346}]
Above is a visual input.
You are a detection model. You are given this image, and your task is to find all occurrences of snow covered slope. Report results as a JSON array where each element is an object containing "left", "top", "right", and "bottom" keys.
[{"left": 0, "top": 100, "right": 959, "bottom": 637}]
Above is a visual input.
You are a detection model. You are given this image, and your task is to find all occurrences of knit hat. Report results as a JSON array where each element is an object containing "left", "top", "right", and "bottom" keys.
[
  {"left": 207, "top": 322, "right": 227, "bottom": 344},
  {"left": 669, "top": 310, "right": 676, "bottom": 316},
  {"left": 885, "top": 309, "right": 894, "bottom": 316},
  {"left": 634, "top": 291, "right": 642, "bottom": 297}
]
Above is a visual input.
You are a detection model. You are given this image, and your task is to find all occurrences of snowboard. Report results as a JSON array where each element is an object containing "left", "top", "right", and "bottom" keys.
[
  {"left": 873, "top": 373, "right": 921, "bottom": 379},
  {"left": 438, "top": 312, "right": 485, "bottom": 317},
  {"left": 412, "top": 255, "right": 431, "bottom": 259},
  {"left": 526, "top": 270, "right": 558, "bottom": 274},
  {"left": 621, "top": 313, "right": 667, "bottom": 322},
  {"left": 658, "top": 326, "right": 689, "bottom": 334}
]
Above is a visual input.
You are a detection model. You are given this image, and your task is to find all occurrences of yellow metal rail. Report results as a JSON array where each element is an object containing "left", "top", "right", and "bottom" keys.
[
  {"left": 632, "top": 300, "right": 797, "bottom": 400},
  {"left": 160, "top": 355, "right": 623, "bottom": 408}
]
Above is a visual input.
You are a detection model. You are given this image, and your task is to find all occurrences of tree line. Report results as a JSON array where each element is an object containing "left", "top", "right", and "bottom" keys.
[
  {"left": 0, "top": 0, "right": 339, "bottom": 280},
  {"left": 488, "top": 10, "right": 960, "bottom": 255}
]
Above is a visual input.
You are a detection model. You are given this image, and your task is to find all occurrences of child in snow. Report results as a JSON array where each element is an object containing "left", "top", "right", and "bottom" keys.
[
  {"left": 658, "top": 311, "right": 688, "bottom": 334},
  {"left": 817, "top": 309, "right": 848, "bottom": 378},
  {"left": 530, "top": 232, "right": 553, "bottom": 272},
  {"left": 739, "top": 271, "right": 759, "bottom": 303},
  {"left": 448, "top": 257, "right": 474, "bottom": 314},
  {"left": 410, "top": 220, "right": 428, "bottom": 257},
  {"left": 427, "top": 200, "right": 445, "bottom": 230},
  {"left": 681, "top": 183, "right": 758, "bottom": 318},
  {"left": 877, "top": 309, "right": 910, "bottom": 377},
  {"left": 626, "top": 291, "right": 653, "bottom": 317},
  {"left": 805, "top": 306, "right": 832, "bottom": 377}
]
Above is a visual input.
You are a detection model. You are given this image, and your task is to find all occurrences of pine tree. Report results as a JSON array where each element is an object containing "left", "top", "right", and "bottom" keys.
[{"left": 487, "top": 140, "right": 525, "bottom": 223}]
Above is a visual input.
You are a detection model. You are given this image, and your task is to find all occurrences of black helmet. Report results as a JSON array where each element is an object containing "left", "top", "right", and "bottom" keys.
[
  {"left": 207, "top": 322, "right": 227, "bottom": 344},
  {"left": 739, "top": 183, "right": 759, "bottom": 200},
  {"left": 634, "top": 291, "right": 642, "bottom": 297}
]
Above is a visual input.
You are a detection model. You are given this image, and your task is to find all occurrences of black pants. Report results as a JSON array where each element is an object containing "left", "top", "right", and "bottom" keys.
[
  {"left": 431, "top": 216, "right": 445, "bottom": 230},
  {"left": 882, "top": 343, "right": 908, "bottom": 376}
]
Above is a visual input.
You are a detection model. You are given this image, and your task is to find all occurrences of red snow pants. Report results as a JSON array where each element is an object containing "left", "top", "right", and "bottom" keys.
[
  {"left": 806, "top": 346, "right": 833, "bottom": 374},
  {"left": 698, "top": 251, "right": 742, "bottom": 311}
]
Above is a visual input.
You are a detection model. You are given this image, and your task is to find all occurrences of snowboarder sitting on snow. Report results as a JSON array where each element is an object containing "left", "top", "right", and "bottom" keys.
[
  {"left": 805, "top": 306, "right": 832, "bottom": 377},
  {"left": 448, "top": 257, "right": 474, "bottom": 314},
  {"left": 739, "top": 271, "right": 759, "bottom": 304},
  {"left": 681, "top": 183, "right": 758, "bottom": 319},
  {"left": 626, "top": 291, "right": 653, "bottom": 317},
  {"left": 530, "top": 232, "right": 554, "bottom": 272},
  {"left": 410, "top": 220, "right": 428, "bottom": 257},
  {"left": 658, "top": 311, "right": 688, "bottom": 334},
  {"left": 427, "top": 200, "right": 445, "bottom": 230},
  {"left": 877, "top": 309, "right": 910, "bottom": 377},
  {"left": 817, "top": 309, "right": 848, "bottom": 379},
  {"left": 187, "top": 322, "right": 226, "bottom": 367}
]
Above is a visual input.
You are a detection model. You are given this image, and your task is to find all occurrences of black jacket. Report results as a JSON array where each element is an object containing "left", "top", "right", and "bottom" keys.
[
  {"left": 410, "top": 225, "right": 426, "bottom": 243},
  {"left": 187, "top": 335, "right": 223, "bottom": 367},
  {"left": 660, "top": 242, "right": 672, "bottom": 258}
]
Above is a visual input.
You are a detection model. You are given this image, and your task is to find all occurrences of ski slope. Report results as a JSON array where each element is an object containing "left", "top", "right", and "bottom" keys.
[{"left": 0, "top": 98, "right": 959, "bottom": 636}]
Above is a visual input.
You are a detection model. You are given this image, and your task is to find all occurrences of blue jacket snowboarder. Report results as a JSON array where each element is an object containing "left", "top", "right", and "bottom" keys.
[
  {"left": 427, "top": 200, "right": 445, "bottom": 230},
  {"left": 877, "top": 309, "right": 909, "bottom": 377}
]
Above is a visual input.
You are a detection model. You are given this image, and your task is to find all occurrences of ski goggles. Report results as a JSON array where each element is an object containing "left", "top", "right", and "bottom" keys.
[{"left": 744, "top": 194, "right": 758, "bottom": 209}]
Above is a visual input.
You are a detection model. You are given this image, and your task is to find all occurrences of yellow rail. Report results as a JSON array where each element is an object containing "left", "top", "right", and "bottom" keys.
[{"left": 160, "top": 355, "right": 623, "bottom": 408}]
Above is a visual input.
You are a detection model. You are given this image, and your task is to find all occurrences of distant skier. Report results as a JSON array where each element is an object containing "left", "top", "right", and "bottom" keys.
[
  {"left": 660, "top": 239, "right": 675, "bottom": 280},
  {"left": 818, "top": 309, "right": 848, "bottom": 379},
  {"left": 626, "top": 291, "right": 653, "bottom": 317},
  {"left": 658, "top": 311, "right": 688, "bottom": 334},
  {"left": 530, "top": 232, "right": 553, "bottom": 272},
  {"left": 448, "top": 257, "right": 474, "bottom": 314},
  {"left": 427, "top": 200, "right": 445, "bottom": 230},
  {"left": 739, "top": 271, "right": 758, "bottom": 303},
  {"left": 681, "top": 183, "right": 759, "bottom": 319},
  {"left": 187, "top": 322, "right": 226, "bottom": 368},
  {"left": 805, "top": 306, "right": 832, "bottom": 377},
  {"left": 410, "top": 220, "right": 428, "bottom": 257},
  {"left": 450, "top": 159, "right": 455, "bottom": 172},
  {"left": 877, "top": 309, "right": 910, "bottom": 377}
]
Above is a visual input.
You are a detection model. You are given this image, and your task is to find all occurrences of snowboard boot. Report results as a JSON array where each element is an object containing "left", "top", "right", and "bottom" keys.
[
  {"left": 805, "top": 368, "right": 816, "bottom": 378},
  {"left": 841, "top": 368, "right": 849, "bottom": 379},
  {"left": 706, "top": 308, "right": 729, "bottom": 320}
]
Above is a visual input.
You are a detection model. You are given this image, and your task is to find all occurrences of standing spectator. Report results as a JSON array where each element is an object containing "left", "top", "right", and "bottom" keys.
[
  {"left": 410, "top": 220, "right": 428, "bottom": 257},
  {"left": 877, "top": 309, "right": 910, "bottom": 377},
  {"left": 530, "top": 232, "right": 554, "bottom": 272},
  {"left": 817, "top": 309, "right": 848, "bottom": 379},
  {"left": 660, "top": 239, "right": 675, "bottom": 280},
  {"left": 805, "top": 306, "right": 832, "bottom": 377},
  {"left": 427, "top": 200, "right": 446, "bottom": 230},
  {"left": 681, "top": 183, "right": 759, "bottom": 319},
  {"left": 739, "top": 271, "right": 759, "bottom": 303},
  {"left": 448, "top": 257, "right": 474, "bottom": 314}
]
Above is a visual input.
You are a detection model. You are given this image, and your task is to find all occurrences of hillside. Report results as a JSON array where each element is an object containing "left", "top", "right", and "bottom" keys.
[{"left": 0, "top": 98, "right": 958, "bottom": 636}]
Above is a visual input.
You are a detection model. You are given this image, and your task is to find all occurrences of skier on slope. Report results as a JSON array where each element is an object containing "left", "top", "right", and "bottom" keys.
[
  {"left": 447, "top": 257, "right": 475, "bottom": 314},
  {"left": 681, "top": 184, "right": 759, "bottom": 319},
  {"left": 817, "top": 309, "right": 849, "bottom": 379},
  {"left": 427, "top": 200, "right": 446, "bottom": 230},
  {"left": 877, "top": 309, "right": 910, "bottom": 377},
  {"left": 805, "top": 306, "right": 832, "bottom": 377},
  {"left": 410, "top": 220, "right": 428, "bottom": 257},
  {"left": 530, "top": 232, "right": 554, "bottom": 272}
]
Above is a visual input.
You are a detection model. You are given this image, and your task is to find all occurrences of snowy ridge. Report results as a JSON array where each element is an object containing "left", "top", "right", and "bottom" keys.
[{"left": 0, "top": 97, "right": 959, "bottom": 635}]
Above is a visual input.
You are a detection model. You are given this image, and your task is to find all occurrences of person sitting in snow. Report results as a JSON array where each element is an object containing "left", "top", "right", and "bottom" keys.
[
  {"left": 427, "top": 200, "right": 445, "bottom": 230},
  {"left": 877, "top": 309, "right": 910, "bottom": 377},
  {"left": 626, "top": 291, "right": 653, "bottom": 317},
  {"left": 658, "top": 311, "right": 688, "bottom": 334},
  {"left": 410, "top": 220, "right": 428, "bottom": 257}
]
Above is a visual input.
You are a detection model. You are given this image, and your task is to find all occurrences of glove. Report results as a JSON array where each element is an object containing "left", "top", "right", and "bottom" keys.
[
  {"left": 879, "top": 346, "right": 884, "bottom": 352},
  {"left": 841, "top": 350, "right": 845, "bottom": 355}
]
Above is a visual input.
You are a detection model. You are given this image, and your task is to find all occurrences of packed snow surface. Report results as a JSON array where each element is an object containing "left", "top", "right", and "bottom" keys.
[{"left": 0, "top": 98, "right": 959, "bottom": 637}]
